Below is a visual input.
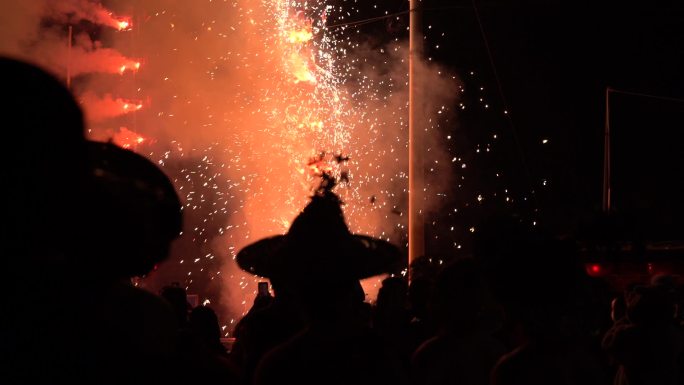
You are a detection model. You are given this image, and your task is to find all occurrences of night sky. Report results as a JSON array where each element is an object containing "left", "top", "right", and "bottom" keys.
[{"left": 355, "top": 0, "right": 684, "bottom": 241}]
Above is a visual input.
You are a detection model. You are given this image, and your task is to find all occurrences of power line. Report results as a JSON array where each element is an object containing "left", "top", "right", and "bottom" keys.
[
  {"left": 609, "top": 88, "right": 684, "bottom": 104},
  {"left": 326, "top": 10, "right": 408, "bottom": 29},
  {"left": 325, "top": 6, "right": 472, "bottom": 30}
]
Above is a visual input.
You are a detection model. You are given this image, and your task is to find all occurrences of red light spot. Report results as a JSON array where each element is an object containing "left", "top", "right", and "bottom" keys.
[{"left": 585, "top": 263, "right": 603, "bottom": 277}]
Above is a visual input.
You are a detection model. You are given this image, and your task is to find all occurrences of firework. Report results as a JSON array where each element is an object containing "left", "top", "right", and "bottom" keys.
[
  {"left": 118, "top": 61, "right": 141, "bottom": 75},
  {"left": 24, "top": 0, "right": 459, "bottom": 333},
  {"left": 116, "top": 18, "right": 132, "bottom": 31},
  {"left": 81, "top": 93, "right": 144, "bottom": 122},
  {"left": 112, "top": 127, "right": 148, "bottom": 149},
  {"left": 119, "top": 0, "right": 455, "bottom": 325}
]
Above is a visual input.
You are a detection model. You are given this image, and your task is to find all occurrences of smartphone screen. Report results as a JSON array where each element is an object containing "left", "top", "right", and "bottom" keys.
[{"left": 258, "top": 281, "right": 269, "bottom": 296}]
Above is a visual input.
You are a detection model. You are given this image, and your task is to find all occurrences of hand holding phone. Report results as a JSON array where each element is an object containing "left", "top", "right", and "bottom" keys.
[{"left": 258, "top": 281, "right": 270, "bottom": 296}]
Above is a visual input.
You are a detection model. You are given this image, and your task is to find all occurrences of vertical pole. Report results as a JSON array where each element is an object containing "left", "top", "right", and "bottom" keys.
[
  {"left": 66, "top": 25, "right": 73, "bottom": 88},
  {"left": 603, "top": 87, "right": 611, "bottom": 212},
  {"left": 132, "top": 14, "right": 138, "bottom": 133},
  {"left": 408, "top": 0, "right": 424, "bottom": 279}
]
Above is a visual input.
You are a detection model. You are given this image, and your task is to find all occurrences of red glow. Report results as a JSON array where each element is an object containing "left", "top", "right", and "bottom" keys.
[{"left": 586, "top": 263, "right": 603, "bottom": 277}]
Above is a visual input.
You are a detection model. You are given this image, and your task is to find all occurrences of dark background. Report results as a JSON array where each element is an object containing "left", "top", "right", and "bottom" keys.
[{"left": 344, "top": 0, "right": 684, "bottom": 249}]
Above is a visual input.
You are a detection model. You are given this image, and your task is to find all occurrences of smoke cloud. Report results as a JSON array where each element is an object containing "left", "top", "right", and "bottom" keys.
[
  {"left": 80, "top": 92, "right": 143, "bottom": 122},
  {"left": 0, "top": 0, "right": 460, "bottom": 329},
  {"left": 47, "top": 0, "right": 131, "bottom": 30}
]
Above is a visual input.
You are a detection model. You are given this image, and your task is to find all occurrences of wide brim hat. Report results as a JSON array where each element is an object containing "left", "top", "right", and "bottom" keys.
[
  {"left": 83, "top": 141, "right": 183, "bottom": 277},
  {"left": 236, "top": 192, "right": 403, "bottom": 281},
  {"left": 86, "top": 141, "right": 182, "bottom": 238}
]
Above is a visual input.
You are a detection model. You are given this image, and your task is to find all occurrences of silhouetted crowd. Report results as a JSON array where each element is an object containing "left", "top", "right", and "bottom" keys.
[{"left": 1, "top": 58, "right": 683, "bottom": 385}]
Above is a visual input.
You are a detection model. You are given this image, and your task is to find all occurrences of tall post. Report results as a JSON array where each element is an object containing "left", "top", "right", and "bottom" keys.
[
  {"left": 408, "top": 0, "right": 424, "bottom": 278},
  {"left": 602, "top": 87, "right": 611, "bottom": 212},
  {"left": 66, "top": 25, "right": 73, "bottom": 88}
]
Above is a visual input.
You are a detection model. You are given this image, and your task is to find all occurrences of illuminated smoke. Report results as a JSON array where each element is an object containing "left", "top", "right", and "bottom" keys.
[
  {"left": 46, "top": 0, "right": 132, "bottom": 31},
  {"left": 80, "top": 92, "right": 143, "bottom": 122},
  {"left": 0, "top": 1, "right": 139, "bottom": 79},
  {"left": 0, "top": 0, "right": 460, "bottom": 330},
  {"left": 111, "top": 127, "right": 147, "bottom": 149}
]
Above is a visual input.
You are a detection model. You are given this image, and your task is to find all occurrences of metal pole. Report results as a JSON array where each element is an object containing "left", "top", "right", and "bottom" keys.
[
  {"left": 408, "top": 0, "right": 424, "bottom": 278},
  {"left": 66, "top": 25, "right": 73, "bottom": 88},
  {"left": 603, "top": 87, "right": 611, "bottom": 212}
]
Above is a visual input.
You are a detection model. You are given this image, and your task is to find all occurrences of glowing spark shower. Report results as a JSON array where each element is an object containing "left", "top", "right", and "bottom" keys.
[
  {"left": 112, "top": 127, "right": 148, "bottom": 149},
  {"left": 116, "top": 19, "right": 131, "bottom": 31},
  {"left": 95, "top": 0, "right": 459, "bottom": 326},
  {"left": 80, "top": 93, "right": 144, "bottom": 122},
  {"left": 0, "top": 0, "right": 465, "bottom": 333},
  {"left": 118, "top": 61, "right": 141, "bottom": 75}
]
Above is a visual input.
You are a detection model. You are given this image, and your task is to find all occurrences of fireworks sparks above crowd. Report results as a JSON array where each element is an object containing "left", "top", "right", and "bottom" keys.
[
  {"left": 0, "top": 0, "right": 537, "bottom": 335},
  {"left": 108, "top": 0, "right": 460, "bottom": 326}
]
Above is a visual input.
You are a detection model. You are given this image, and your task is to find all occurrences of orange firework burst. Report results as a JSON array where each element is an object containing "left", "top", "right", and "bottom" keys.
[
  {"left": 283, "top": 14, "right": 317, "bottom": 84},
  {"left": 118, "top": 61, "right": 141, "bottom": 75},
  {"left": 77, "top": 0, "right": 461, "bottom": 326},
  {"left": 98, "top": 11, "right": 133, "bottom": 31},
  {"left": 116, "top": 18, "right": 132, "bottom": 31},
  {"left": 81, "top": 93, "right": 144, "bottom": 123},
  {"left": 287, "top": 29, "right": 313, "bottom": 44},
  {"left": 112, "top": 127, "right": 149, "bottom": 149}
]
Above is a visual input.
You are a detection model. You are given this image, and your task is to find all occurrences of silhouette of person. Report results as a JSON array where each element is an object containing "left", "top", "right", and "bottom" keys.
[
  {"left": 475, "top": 216, "right": 607, "bottom": 385},
  {"left": 411, "top": 258, "right": 505, "bottom": 385},
  {"left": 175, "top": 305, "right": 240, "bottom": 384},
  {"left": 406, "top": 256, "right": 440, "bottom": 349},
  {"left": 161, "top": 283, "right": 192, "bottom": 328},
  {"left": 603, "top": 283, "right": 684, "bottom": 385},
  {"left": 73, "top": 141, "right": 183, "bottom": 385},
  {"left": 0, "top": 58, "right": 183, "bottom": 385},
  {"left": 233, "top": 182, "right": 406, "bottom": 385},
  {"left": 189, "top": 306, "right": 228, "bottom": 357},
  {"left": 229, "top": 275, "right": 310, "bottom": 383},
  {"left": 611, "top": 295, "right": 627, "bottom": 323},
  {"left": 0, "top": 57, "right": 93, "bottom": 385},
  {"left": 373, "top": 276, "right": 412, "bottom": 362}
]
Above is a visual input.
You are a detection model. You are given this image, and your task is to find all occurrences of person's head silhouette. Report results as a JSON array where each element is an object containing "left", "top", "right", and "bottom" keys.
[
  {"left": 84, "top": 142, "right": 182, "bottom": 279},
  {"left": 161, "top": 283, "right": 191, "bottom": 325},
  {"left": 1, "top": 57, "right": 89, "bottom": 259},
  {"left": 236, "top": 180, "right": 403, "bottom": 319}
]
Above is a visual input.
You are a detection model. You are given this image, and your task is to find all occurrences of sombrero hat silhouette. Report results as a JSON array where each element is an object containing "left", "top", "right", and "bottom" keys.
[
  {"left": 84, "top": 141, "right": 182, "bottom": 277},
  {"left": 236, "top": 190, "right": 403, "bottom": 282}
]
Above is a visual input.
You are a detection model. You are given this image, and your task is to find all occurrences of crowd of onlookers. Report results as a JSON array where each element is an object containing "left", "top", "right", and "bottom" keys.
[{"left": 1, "top": 57, "right": 683, "bottom": 385}]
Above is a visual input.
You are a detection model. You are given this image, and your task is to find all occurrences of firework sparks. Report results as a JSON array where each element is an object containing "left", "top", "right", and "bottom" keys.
[
  {"left": 0, "top": 0, "right": 546, "bottom": 339},
  {"left": 118, "top": 61, "right": 141, "bottom": 75},
  {"left": 56, "top": 0, "right": 461, "bottom": 331},
  {"left": 122, "top": 0, "right": 418, "bottom": 320},
  {"left": 81, "top": 93, "right": 144, "bottom": 122},
  {"left": 112, "top": 127, "right": 148, "bottom": 149},
  {"left": 116, "top": 18, "right": 132, "bottom": 31}
]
